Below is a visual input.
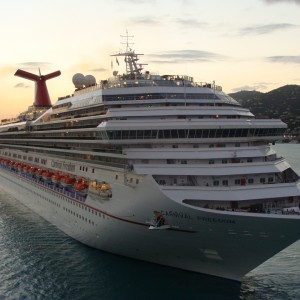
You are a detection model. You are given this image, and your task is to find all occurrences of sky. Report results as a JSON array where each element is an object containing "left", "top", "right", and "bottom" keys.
[{"left": 0, "top": 0, "right": 299, "bottom": 119}]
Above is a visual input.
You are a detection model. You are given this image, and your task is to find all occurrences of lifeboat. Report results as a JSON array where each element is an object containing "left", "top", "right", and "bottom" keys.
[
  {"left": 51, "top": 172, "right": 64, "bottom": 184},
  {"left": 89, "top": 181, "right": 112, "bottom": 199},
  {"left": 99, "top": 182, "right": 112, "bottom": 198},
  {"left": 74, "top": 178, "right": 89, "bottom": 194},
  {"left": 22, "top": 165, "right": 31, "bottom": 173},
  {"left": 26, "top": 165, "right": 32, "bottom": 172},
  {"left": 11, "top": 162, "right": 17, "bottom": 170},
  {"left": 28, "top": 166, "right": 37, "bottom": 174},
  {"left": 42, "top": 170, "right": 54, "bottom": 181},
  {"left": 16, "top": 163, "right": 24, "bottom": 171},
  {"left": 61, "top": 175, "right": 76, "bottom": 187},
  {"left": 35, "top": 168, "right": 44, "bottom": 178}
]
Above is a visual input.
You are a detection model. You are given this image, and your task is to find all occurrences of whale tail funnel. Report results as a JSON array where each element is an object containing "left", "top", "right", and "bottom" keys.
[{"left": 15, "top": 69, "right": 61, "bottom": 107}]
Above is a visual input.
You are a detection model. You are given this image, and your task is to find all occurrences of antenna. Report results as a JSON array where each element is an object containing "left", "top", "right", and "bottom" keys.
[
  {"left": 120, "top": 29, "right": 134, "bottom": 53},
  {"left": 15, "top": 69, "right": 61, "bottom": 107},
  {"left": 111, "top": 31, "right": 147, "bottom": 78}
]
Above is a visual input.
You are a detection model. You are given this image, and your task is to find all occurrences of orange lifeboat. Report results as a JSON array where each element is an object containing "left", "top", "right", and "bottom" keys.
[
  {"left": 22, "top": 164, "right": 31, "bottom": 173},
  {"left": 28, "top": 166, "right": 37, "bottom": 174},
  {"left": 51, "top": 172, "right": 64, "bottom": 184},
  {"left": 26, "top": 165, "right": 32, "bottom": 172},
  {"left": 16, "top": 162, "right": 24, "bottom": 170},
  {"left": 35, "top": 168, "right": 44, "bottom": 178},
  {"left": 74, "top": 178, "right": 89, "bottom": 194},
  {"left": 61, "top": 175, "right": 76, "bottom": 187},
  {"left": 42, "top": 170, "right": 54, "bottom": 181}
]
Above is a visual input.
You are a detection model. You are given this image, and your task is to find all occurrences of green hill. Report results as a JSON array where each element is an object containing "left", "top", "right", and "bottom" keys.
[{"left": 229, "top": 85, "right": 300, "bottom": 134}]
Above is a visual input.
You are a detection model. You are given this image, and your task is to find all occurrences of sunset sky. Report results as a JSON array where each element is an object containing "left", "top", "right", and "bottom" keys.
[{"left": 0, "top": 0, "right": 299, "bottom": 119}]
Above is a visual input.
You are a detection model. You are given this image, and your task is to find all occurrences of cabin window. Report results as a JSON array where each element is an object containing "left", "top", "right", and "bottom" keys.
[
  {"left": 222, "top": 180, "right": 228, "bottom": 186},
  {"left": 209, "top": 160, "right": 214, "bottom": 164},
  {"left": 213, "top": 180, "right": 219, "bottom": 186},
  {"left": 268, "top": 177, "right": 274, "bottom": 183},
  {"left": 260, "top": 178, "right": 266, "bottom": 184},
  {"left": 235, "top": 179, "right": 241, "bottom": 185},
  {"left": 248, "top": 178, "right": 254, "bottom": 184}
]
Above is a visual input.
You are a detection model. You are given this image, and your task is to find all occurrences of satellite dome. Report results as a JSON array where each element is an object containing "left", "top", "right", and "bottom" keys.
[
  {"left": 72, "top": 73, "right": 85, "bottom": 89},
  {"left": 84, "top": 75, "right": 96, "bottom": 87}
]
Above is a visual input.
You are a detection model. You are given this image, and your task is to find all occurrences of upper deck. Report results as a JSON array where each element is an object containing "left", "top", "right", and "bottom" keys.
[{"left": 74, "top": 74, "right": 223, "bottom": 97}]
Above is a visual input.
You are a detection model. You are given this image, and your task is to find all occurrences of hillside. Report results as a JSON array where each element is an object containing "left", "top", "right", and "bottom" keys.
[{"left": 229, "top": 85, "right": 300, "bottom": 134}]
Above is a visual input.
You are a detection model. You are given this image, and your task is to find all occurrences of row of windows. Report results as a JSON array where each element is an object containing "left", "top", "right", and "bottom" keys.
[
  {"left": 102, "top": 93, "right": 219, "bottom": 102},
  {"left": 105, "top": 128, "right": 285, "bottom": 140},
  {"left": 212, "top": 177, "right": 274, "bottom": 186},
  {"left": 3, "top": 152, "right": 48, "bottom": 165},
  {"left": 63, "top": 207, "right": 95, "bottom": 225}
]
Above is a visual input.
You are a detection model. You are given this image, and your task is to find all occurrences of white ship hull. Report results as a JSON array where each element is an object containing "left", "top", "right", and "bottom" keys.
[{"left": 1, "top": 163, "right": 300, "bottom": 282}]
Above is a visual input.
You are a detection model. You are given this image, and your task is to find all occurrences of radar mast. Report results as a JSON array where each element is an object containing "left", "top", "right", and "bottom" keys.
[{"left": 111, "top": 31, "right": 147, "bottom": 79}]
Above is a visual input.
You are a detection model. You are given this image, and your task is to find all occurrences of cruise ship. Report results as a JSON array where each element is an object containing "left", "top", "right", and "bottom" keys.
[{"left": 1, "top": 38, "right": 300, "bottom": 282}]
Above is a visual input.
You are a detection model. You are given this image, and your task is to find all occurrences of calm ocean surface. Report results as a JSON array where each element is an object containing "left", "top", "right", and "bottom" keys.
[{"left": 0, "top": 144, "right": 300, "bottom": 300}]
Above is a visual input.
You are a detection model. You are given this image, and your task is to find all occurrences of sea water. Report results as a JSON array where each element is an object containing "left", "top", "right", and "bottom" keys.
[{"left": 0, "top": 144, "right": 299, "bottom": 300}]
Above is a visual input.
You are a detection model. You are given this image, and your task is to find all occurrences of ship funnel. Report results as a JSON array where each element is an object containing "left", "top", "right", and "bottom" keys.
[{"left": 14, "top": 69, "right": 61, "bottom": 107}]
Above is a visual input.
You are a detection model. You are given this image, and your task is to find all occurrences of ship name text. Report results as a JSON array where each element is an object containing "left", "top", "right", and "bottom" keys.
[
  {"left": 51, "top": 160, "right": 76, "bottom": 172},
  {"left": 160, "top": 210, "right": 235, "bottom": 224}
]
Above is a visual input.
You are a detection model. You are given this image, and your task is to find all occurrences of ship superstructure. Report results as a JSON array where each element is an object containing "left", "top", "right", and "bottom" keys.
[{"left": 0, "top": 36, "right": 300, "bottom": 281}]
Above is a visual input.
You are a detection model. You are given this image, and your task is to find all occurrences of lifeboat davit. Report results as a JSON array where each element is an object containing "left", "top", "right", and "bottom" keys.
[{"left": 61, "top": 175, "right": 76, "bottom": 187}]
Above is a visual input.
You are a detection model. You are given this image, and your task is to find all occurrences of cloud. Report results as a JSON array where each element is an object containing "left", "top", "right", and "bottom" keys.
[
  {"left": 89, "top": 68, "right": 107, "bottom": 72},
  {"left": 14, "top": 82, "right": 30, "bottom": 88},
  {"left": 266, "top": 55, "right": 300, "bottom": 64},
  {"left": 129, "top": 16, "right": 160, "bottom": 25},
  {"left": 17, "top": 62, "right": 51, "bottom": 69},
  {"left": 239, "top": 23, "right": 297, "bottom": 35},
  {"left": 231, "top": 82, "right": 271, "bottom": 92},
  {"left": 174, "top": 18, "right": 208, "bottom": 28},
  {"left": 15, "top": 62, "right": 52, "bottom": 74},
  {"left": 262, "top": 0, "right": 300, "bottom": 4},
  {"left": 149, "top": 50, "right": 225, "bottom": 64}
]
